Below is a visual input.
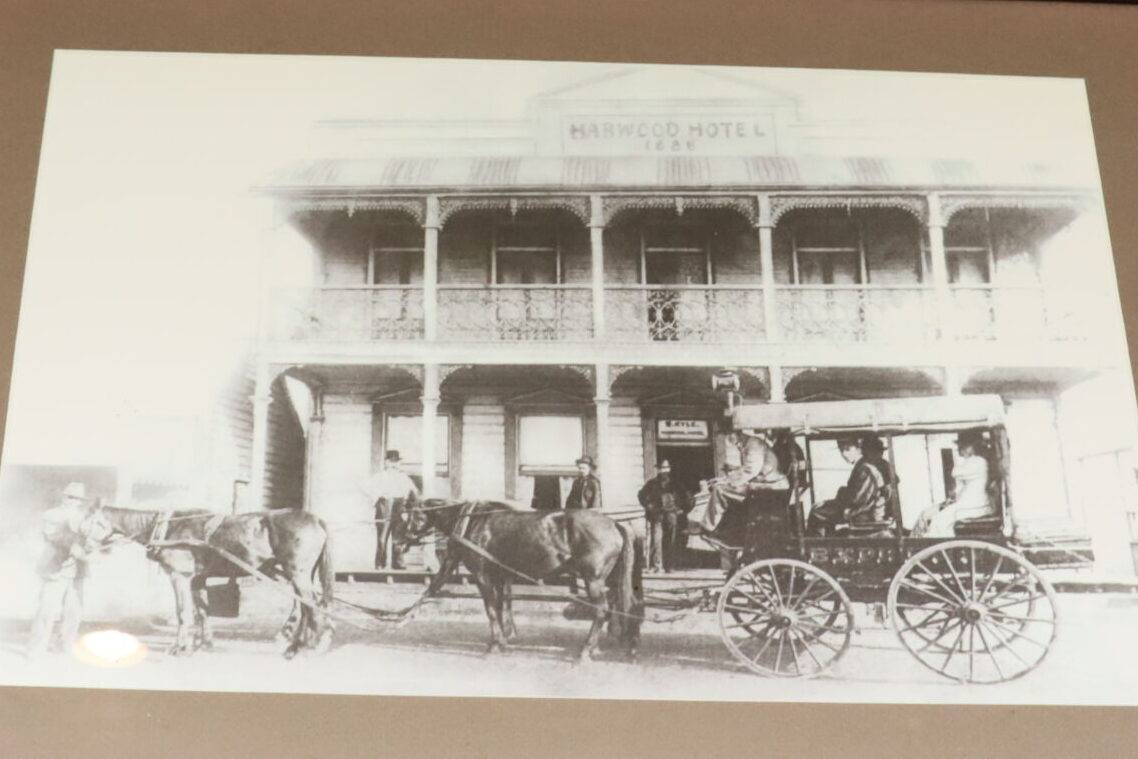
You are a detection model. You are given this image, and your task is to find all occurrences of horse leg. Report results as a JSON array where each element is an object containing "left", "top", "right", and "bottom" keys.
[
  {"left": 281, "top": 571, "right": 316, "bottom": 660},
  {"left": 576, "top": 577, "right": 609, "bottom": 663},
  {"left": 167, "top": 572, "right": 196, "bottom": 656},
  {"left": 190, "top": 575, "right": 213, "bottom": 651},
  {"left": 472, "top": 575, "right": 506, "bottom": 653},
  {"left": 501, "top": 581, "right": 518, "bottom": 641}
]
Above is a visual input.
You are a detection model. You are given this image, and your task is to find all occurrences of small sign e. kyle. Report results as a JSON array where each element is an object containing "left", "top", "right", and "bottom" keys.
[{"left": 657, "top": 419, "right": 710, "bottom": 442}]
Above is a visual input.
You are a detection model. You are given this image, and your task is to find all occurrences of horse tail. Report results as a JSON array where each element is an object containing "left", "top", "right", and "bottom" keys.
[
  {"left": 613, "top": 520, "right": 643, "bottom": 647},
  {"left": 316, "top": 517, "right": 335, "bottom": 606}
]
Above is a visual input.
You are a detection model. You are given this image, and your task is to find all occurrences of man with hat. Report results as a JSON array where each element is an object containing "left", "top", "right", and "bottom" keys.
[
  {"left": 697, "top": 428, "right": 788, "bottom": 535},
  {"left": 26, "top": 482, "right": 95, "bottom": 658},
  {"left": 364, "top": 450, "right": 420, "bottom": 570},
  {"left": 806, "top": 435, "right": 893, "bottom": 536},
  {"left": 638, "top": 459, "right": 687, "bottom": 572},
  {"left": 565, "top": 455, "right": 602, "bottom": 511}
]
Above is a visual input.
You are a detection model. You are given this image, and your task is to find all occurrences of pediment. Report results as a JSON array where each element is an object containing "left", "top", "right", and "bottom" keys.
[{"left": 531, "top": 66, "right": 799, "bottom": 107}]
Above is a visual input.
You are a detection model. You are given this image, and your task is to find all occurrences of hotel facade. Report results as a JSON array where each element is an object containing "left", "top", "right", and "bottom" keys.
[{"left": 249, "top": 68, "right": 1128, "bottom": 570}]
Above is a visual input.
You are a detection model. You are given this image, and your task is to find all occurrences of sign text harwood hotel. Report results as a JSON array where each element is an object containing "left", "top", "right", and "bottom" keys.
[{"left": 565, "top": 115, "right": 772, "bottom": 154}]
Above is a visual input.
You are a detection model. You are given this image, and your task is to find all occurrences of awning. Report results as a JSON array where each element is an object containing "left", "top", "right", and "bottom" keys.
[
  {"left": 731, "top": 394, "right": 1006, "bottom": 434},
  {"left": 260, "top": 154, "right": 1092, "bottom": 194}
]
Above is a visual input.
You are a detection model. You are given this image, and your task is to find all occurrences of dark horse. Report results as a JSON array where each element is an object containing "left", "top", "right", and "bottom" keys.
[
  {"left": 396, "top": 498, "right": 643, "bottom": 662},
  {"left": 85, "top": 504, "right": 334, "bottom": 658}
]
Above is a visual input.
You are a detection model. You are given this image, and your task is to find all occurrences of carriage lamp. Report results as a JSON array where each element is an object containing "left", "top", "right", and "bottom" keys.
[
  {"left": 712, "top": 369, "right": 741, "bottom": 416},
  {"left": 72, "top": 629, "right": 147, "bottom": 667}
]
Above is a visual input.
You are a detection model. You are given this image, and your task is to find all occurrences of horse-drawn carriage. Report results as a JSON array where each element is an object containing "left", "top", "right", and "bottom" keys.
[{"left": 701, "top": 393, "right": 1092, "bottom": 682}]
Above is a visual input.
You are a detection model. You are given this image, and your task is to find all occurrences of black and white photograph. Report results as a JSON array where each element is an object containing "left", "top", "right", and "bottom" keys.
[{"left": 0, "top": 50, "right": 1135, "bottom": 705}]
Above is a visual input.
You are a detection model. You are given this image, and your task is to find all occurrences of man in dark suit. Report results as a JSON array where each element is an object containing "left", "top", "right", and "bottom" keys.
[
  {"left": 565, "top": 455, "right": 602, "bottom": 510},
  {"left": 638, "top": 460, "right": 686, "bottom": 573}
]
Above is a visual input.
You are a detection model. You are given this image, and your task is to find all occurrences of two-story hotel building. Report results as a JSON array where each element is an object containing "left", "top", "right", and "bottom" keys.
[{"left": 250, "top": 68, "right": 1124, "bottom": 570}]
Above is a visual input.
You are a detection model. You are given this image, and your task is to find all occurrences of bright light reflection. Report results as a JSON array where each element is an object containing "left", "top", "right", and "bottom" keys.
[{"left": 73, "top": 629, "right": 147, "bottom": 667}]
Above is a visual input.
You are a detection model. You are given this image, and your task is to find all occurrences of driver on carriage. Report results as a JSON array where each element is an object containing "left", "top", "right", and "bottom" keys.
[
  {"left": 695, "top": 427, "right": 789, "bottom": 536},
  {"left": 806, "top": 435, "right": 894, "bottom": 536}
]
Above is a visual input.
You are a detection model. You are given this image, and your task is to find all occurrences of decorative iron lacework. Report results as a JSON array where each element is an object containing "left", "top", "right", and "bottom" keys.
[
  {"left": 437, "top": 196, "right": 592, "bottom": 227},
  {"left": 437, "top": 287, "right": 593, "bottom": 342},
  {"left": 946, "top": 286, "right": 1095, "bottom": 342},
  {"left": 606, "top": 287, "right": 766, "bottom": 343},
  {"left": 269, "top": 288, "right": 425, "bottom": 342},
  {"left": 602, "top": 195, "right": 758, "bottom": 227},
  {"left": 776, "top": 287, "right": 937, "bottom": 343},
  {"left": 938, "top": 193, "right": 1090, "bottom": 225},
  {"left": 768, "top": 195, "right": 927, "bottom": 225},
  {"left": 281, "top": 197, "right": 426, "bottom": 225}
]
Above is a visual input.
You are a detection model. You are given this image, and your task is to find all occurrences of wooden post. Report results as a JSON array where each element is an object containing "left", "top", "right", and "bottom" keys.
[
  {"left": 303, "top": 386, "right": 325, "bottom": 511},
  {"left": 424, "top": 196, "right": 440, "bottom": 341},
  {"left": 926, "top": 193, "right": 951, "bottom": 339},
  {"left": 249, "top": 362, "right": 272, "bottom": 511},
  {"left": 420, "top": 363, "right": 440, "bottom": 571},
  {"left": 594, "top": 362, "right": 610, "bottom": 509},
  {"left": 768, "top": 364, "right": 785, "bottom": 403},
  {"left": 757, "top": 194, "right": 778, "bottom": 341},
  {"left": 590, "top": 195, "right": 605, "bottom": 340}
]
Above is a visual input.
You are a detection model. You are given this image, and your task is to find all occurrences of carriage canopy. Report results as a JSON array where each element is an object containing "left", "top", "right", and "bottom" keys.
[{"left": 730, "top": 394, "right": 1006, "bottom": 435}]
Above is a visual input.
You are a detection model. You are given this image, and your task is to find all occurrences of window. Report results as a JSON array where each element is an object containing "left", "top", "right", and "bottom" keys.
[
  {"left": 517, "top": 414, "right": 584, "bottom": 474},
  {"left": 791, "top": 217, "right": 865, "bottom": 285},
  {"left": 945, "top": 209, "right": 995, "bottom": 285},
  {"left": 384, "top": 414, "right": 449, "bottom": 476},
  {"left": 641, "top": 225, "right": 710, "bottom": 285},
  {"left": 369, "top": 226, "right": 424, "bottom": 285},
  {"left": 494, "top": 225, "right": 560, "bottom": 284}
]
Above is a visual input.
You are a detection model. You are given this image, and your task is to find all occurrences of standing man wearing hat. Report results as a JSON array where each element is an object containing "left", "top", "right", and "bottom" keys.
[
  {"left": 565, "top": 456, "right": 602, "bottom": 511},
  {"left": 638, "top": 460, "right": 686, "bottom": 573},
  {"left": 364, "top": 450, "right": 419, "bottom": 570},
  {"left": 26, "top": 482, "right": 94, "bottom": 658}
]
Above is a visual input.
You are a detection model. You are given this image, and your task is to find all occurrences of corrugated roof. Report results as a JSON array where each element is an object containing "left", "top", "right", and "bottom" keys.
[{"left": 260, "top": 154, "right": 1090, "bottom": 193}]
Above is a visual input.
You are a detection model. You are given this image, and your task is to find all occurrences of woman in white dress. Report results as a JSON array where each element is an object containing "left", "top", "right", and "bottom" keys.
[{"left": 912, "top": 432, "right": 993, "bottom": 538}]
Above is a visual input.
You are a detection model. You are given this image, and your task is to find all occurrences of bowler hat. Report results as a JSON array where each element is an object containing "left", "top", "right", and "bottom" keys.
[
  {"left": 62, "top": 482, "right": 86, "bottom": 500},
  {"left": 384, "top": 450, "right": 402, "bottom": 462},
  {"left": 657, "top": 459, "right": 671, "bottom": 471},
  {"left": 575, "top": 455, "right": 595, "bottom": 468}
]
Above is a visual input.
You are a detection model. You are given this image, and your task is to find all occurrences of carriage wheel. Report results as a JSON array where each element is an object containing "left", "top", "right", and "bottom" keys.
[
  {"left": 717, "top": 559, "right": 854, "bottom": 678},
  {"left": 887, "top": 540, "right": 1057, "bottom": 684}
]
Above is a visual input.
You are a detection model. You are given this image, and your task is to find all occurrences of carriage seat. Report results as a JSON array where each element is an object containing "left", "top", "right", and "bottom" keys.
[{"left": 953, "top": 515, "right": 1003, "bottom": 537}]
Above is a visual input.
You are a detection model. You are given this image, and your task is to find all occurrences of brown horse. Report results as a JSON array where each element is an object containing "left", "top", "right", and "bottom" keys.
[
  {"left": 396, "top": 499, "right": 643, "bottom": 662},
  {"left": 85, "top": 504, "right": 334, "bottom": 658}
]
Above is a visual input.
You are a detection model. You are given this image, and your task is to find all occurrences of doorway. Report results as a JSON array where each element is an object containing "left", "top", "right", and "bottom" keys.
[{"left": 656, "top": 445, "right": 715, "bottom": 499}]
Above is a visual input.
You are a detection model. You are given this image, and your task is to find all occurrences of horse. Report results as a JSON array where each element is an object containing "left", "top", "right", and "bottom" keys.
[
  {"left": 395, "top": 498, "right": 643, "bottom": 662},
  {"left": 83, "top": 503, "right": 334, "bottom": 658}
]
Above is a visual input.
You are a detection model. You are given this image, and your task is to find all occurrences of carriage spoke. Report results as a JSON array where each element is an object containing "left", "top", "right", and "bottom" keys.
[
  {"left": 898, "top": 612, "right": 956, "bottom": 635},
  {"left": 723, "top": 616, "right": 774, "bottom": 631},
  {"left": 984, "top": 616, "right": 1051, "bottom": 650},
  {"left": 915, "top": 561, "right": 966, "bottom": 604},
  {"left": 790, "top": 575, "right": 822, "bottom": 610},
  {"left": 775, "top": 633, "right": 787, "bottom": 673},
  {"left": 976, "top": 554, "right": 1004, "bottom": 601},
  {"left": 748, "top": 628, "right": 777, "bottom": 665},
  {"left": 982, "top": 569, "right": 1033, "bottom": 604},
  {"left": 785, "top": 630, "right": 802, "bottom": 675},
  {"left": 974, "top": 621, "right": 1006, "bottom": 681},
  {"left": 938, "top": 623, "right": 966, "bottom": 674},
  {"left": 899, "top": 579, "right": 961, "bottom": 608},
  {"left": 790, "top": 628, "right": 825, "bottom": 671},
  {"left": 745, "top": 577, "right": 780, "bottom": 609},
  {"left": 786, "top": 566, "right": 797, "bottom": 603},
  {"left": 939, "top": 549, "right": 970, "bottom": 602},
  {"left": 988, "top": 611, "right": 1055, "bottom": 625},
  {"left": 967, "top": 625, "right": 975, "bottom": 681},
  {"left": 915, "top": 618, "right": 962, "bottom": 654},
  {"left": 969, "top": 547, "right": 977, "bottom": 601},
  {"left": 987, "top": 592, "right": 1049, "bottom": 612},
  {"left": 979, "top": 620, "right": 1034, "bottom": 669},
  {"left": 767, "top": 565, "right": 785, "bottom": 607}
]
